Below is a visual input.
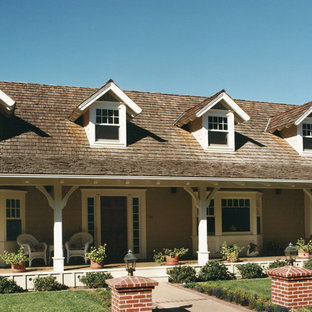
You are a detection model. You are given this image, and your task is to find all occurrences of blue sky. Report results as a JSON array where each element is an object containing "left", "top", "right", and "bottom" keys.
[{"left": 0, "top": 0, "right": 311, "bottom": 104}]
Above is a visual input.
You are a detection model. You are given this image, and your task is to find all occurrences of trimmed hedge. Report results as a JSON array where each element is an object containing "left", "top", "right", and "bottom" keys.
[
  {"left": 33, "top": 276, "right": 68, "bottom": 291},
  {"left": 237, "top": 263, "right": 266, "bottom": 279},
  {"left": 198, "top": 260, "right": 235, "bottom": 281},
  {"left": 0, "top": 276, "right": 24, "bottom": 294},
  {"left": 167, "top": 265, "right": 197, "bottom": 283},
  {"left": 79, "top": 272, "right": 113, "bottom": 288}
]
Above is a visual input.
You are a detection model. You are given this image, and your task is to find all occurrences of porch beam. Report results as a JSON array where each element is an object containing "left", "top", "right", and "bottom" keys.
[{"left": 304, "top": 189, "right": 312, "bottom": 200}]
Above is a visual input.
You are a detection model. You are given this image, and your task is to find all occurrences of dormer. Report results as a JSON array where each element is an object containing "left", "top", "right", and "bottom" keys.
[
  {"left": 69, "top": 80, "right": 142, "bottom": 148},
  {"left": 266, "top": 102, "right": 312, "bottom": 156},
  {"left": 0, "top": 89, "right": 15, "bottom": 116},
  {"left": 175, "top": 90, "right": 250, "bottom": 152}
]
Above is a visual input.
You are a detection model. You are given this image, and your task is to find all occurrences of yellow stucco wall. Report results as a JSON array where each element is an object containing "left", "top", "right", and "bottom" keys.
[
  {"left": 145, "top": 187, "right": 192, "bottom": 258},
  {"left": 262, "top": 189, "right": 305, "bottom": 249}
]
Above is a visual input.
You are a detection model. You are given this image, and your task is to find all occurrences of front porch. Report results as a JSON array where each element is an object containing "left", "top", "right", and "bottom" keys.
[
  {"left": 0, "top": 176, "right": 312, "bottom": 273},
  {"left": 0, "top": 256, "right": 307, "bottom": 290}
]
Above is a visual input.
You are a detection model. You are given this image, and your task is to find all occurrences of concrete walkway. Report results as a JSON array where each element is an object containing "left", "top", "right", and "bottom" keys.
[{"left": 152, "top": 282, "right": 250, "bottom": 312}]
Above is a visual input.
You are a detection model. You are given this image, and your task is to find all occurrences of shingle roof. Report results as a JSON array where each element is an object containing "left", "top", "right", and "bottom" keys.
[
  {"left": 1, "top": 80, "right": 311, "bottom": 181},
  {"left": 267, "top": 101, "right": 312, "bottom": 133}
]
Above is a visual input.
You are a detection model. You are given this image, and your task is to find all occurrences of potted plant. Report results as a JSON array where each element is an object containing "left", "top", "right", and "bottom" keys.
[
  {"left": 295, "top": 238, "right": 312, "bottom": 259},
  {"left": 246, "top": 242, "right": 259, "bottom": 257},
  {"left": 153, "top": 248, "right": 188, "bottom": 265},
  {"left": 220, "top": 241, "right": 243, "bottom": 263},
  {"left": 1, "top": 247, "right": 28, "bottom": 273},
  {"left": 86, "top": 244, "right": 107, "bottom": 269}
]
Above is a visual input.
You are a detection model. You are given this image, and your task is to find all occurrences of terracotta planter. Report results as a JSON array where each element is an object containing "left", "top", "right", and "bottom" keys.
[
  {"left": 226, "top": 257, "right": 239, "bottom": 263},
  {"left": 90, "top": 260, "right": 104, "bottom": 269},
  {"left": 298, "top": 250, "right": 310, "bottom": 259},
  {"left": 165, "top": 256, "right": 179, "bottom": 266},
  {"left": 11, "top": 262, "right": 26, "bottom": 273}
]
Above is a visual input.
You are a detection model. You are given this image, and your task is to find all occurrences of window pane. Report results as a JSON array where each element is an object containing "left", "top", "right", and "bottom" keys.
[
  {"left": 303, "top": 137, "right": 312, "bottom": 150},
  {"left": 207, "top": 216, "right": 215, "bottom": 235},
  {"left": 7, "top": 219, "right": 21, "bottom": 241},
  {"left": 96, "top": 125, "right": 119, "bottom": 140},
  {"left": 208, "top": 131, "right": 228, "bottom": 145},
  {"left": 222, "top": 199, "right": 250, "bottom": 232}
]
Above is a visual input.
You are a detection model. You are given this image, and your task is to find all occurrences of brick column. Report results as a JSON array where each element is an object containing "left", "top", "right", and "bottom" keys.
[
  {"left": 266, "top": 266, "right": 312, "bottom": 309},
  {"left": 106, "top": 276, "right": 158, "bottom": 312}
]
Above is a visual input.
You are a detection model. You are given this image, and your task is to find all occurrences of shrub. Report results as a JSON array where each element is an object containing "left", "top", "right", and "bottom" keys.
[
  {"left": 33, "top": 276, "right": 68, "bottom": 291},
  {"left": 167, "top": 265, "right": 197, "bottom": 283},
  {"left": 267, "top": 259, "right": 288, "bottom": 269},
  {"left": 198, "top": 260, "right": 235, "bottom": 281},
  {"left": 0, "top": 276, "right": 24, "bottom": 293},
  {"left": 237, "top": 263, "right": 265, "bottom": 279},
  {"left": 304, "top": 258, "right": 312, "bottom": 270},
  {"left": 79, "top": 272, "right": 113, "bottom": 288}
]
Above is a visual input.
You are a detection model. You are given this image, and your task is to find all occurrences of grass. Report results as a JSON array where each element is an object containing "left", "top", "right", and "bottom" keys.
[
  {"left": 0, "top": 289, "right": 111, "bottom": 312},
  {"left": 199, "top": 278, "right": 271, "bottom": 300}
]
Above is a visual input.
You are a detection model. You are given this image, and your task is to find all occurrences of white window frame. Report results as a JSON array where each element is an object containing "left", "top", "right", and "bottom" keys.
[
  {"left": 0, "top": 190, "right": 26, "bottom": 242},
  {"left": 202, "top": 109, "right": 235, "bottom": 152},
  {"left": 87, "top": 101, "right": 127, "bottom": 148},
  {"left": 299, "top": 117, "right": 312, "bottom": 155},
  {"left": 81, "top": 189, "right": 147, "bottom": 259}
]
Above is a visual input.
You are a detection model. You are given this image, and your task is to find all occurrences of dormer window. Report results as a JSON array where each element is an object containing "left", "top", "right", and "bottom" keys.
[
  {"left": 302, "top": 120, "right": 312, "bottom": 151},
  {"left": 208, "top": 115, "right": 228, "bottom": 146},
  {"left": 89, "top": 101, "right": 126, "bottom": 148},
  {"left": 69, "top": 80, "right": 142, "bottom": 148},
  {"left": 95, "top": 108, "right": 120, "bottom": 141},
  {"left": 174, "top": 90, "right": 250, "bottom": 153}
]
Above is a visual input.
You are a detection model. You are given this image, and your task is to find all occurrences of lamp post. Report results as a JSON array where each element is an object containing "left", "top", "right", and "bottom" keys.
[
  {"left": 285, "top": 243, "right": 297, "bottom": 266},
  {"left": 124, "top": 249, "right": 137, "bottom": 276}
]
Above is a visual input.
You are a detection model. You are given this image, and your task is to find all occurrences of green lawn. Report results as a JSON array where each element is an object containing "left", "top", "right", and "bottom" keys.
[
  {"left": 0, "top": 289, "right": 111, "bottom": 312},
  {"left": 199, "top": 278, "right": 271, "bottom": 299}
]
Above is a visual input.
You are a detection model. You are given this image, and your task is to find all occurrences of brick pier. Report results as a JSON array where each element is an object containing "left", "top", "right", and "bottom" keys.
[
  {"left": 106, "top": 276, "right": 158, "bottom": 312},
  {"left": 266, "top": 266, "right": 312, "bottom": 310}
]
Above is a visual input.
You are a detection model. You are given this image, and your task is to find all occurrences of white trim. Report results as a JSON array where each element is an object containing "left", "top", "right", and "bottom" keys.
[
  {"left": 81, "top": 189, "right": 147, "bottom": 259},
  {"left": 298, "top": 117, "right": 312, "bottom": 156},
  {"left": 295, "top": 106, "right": 312, "bottom": 126},
  {"left": 78, "top": 81, "right": 142, "bottom": 116},
  {"left": 0, "top": 174, "right": 311, "bottom": 184},
  {"left": 196, "top": 92, "right": 250, "bottom": 122},
  {"left": 0, "top": 89, "right": 15, "bottom": 112}
]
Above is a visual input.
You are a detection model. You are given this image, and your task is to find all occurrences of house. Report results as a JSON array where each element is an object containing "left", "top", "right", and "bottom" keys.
[{"left": 0, "top": 79, "right": 312, "bottom": 272}]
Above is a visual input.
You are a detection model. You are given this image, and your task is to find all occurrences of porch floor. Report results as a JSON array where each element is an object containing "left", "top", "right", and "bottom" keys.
[{"left": 0, "top": 256, "right": 286, "bottom": 274}]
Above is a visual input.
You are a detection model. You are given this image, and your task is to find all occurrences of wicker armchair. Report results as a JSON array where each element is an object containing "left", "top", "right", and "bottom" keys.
[
  {"left": 17, "top": 234, "right": 47, "bottom": 266},
  {"left": 65, "top": 232, "right": 93, "bottom": 264}
]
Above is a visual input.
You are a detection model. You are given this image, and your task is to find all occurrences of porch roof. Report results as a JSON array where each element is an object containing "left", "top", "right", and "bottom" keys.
[{"left": 0, "top": 81, "right": 311, "bottom": 182}]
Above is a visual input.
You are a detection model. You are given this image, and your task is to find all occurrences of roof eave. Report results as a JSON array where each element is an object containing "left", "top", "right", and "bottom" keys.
[{"left": 0, "top": 89, "right": 15, "bottom": 116}]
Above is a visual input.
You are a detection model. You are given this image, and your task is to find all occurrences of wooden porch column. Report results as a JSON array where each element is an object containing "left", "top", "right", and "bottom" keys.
[
  {"left": 185, "top": 186, "right": 219, "bottom": 265},
  {"left": 36, "top": 184, "right": 77, "bottom": 272}
]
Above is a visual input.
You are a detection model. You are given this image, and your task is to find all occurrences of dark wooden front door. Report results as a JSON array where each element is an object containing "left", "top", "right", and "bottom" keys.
[{"left": 101, "top": 196, "right": 127, "bottom": 263}]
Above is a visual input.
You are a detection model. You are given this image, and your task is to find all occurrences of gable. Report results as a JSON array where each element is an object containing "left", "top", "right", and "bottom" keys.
[
  {"left": 174, "top": 90, "right": 250, "bottom": 127},
  {"left": 69, "top": 79, "right": 142, "bottom": 122}
]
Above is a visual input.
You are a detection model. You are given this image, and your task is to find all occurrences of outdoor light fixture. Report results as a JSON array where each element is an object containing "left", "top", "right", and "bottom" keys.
[
  {"left": 124, "top": 249, "right": 137, "bottom": 276},
  {"left": 285, "top": 243, "right": 297, "bottom": 266}
]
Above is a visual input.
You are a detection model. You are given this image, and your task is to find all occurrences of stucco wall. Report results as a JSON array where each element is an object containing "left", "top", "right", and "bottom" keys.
[
  {"left": 145, "top": 187, "right": 192, "bottom": 258},
  {"left": 262, "top": 189, "right": 305, "bottom": 250}
]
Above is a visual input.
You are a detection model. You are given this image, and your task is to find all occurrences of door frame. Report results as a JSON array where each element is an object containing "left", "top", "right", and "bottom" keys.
[{"left": 81, "top": 188, "right": 147, "bottom": 259}]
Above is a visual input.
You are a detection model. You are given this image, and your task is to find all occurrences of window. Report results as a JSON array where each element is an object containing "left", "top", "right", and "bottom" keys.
[
  {"left": 95, "top": 108, "right": 119, "bottom": 141},
  {"left": 87, "top": 197, "right": 95, "bottom": 238},
  {"left": 206, "top": 199, "right": 215, "bottom": 235},
  {"left": 208, "top": 116, "right": 228, "bottom": 146},
  {"left": 88, "top": 102, "right": 127, "bottom": 148},
  {"left": 302, "top": 122, "right": 312, "bottom": 150},
  {"left": 132, "top": 198, "right": 140, "bottom": 254},
  {"left": 6, "top": 198, "right": 23, "bottom": 241},
  {"left": 222, "top": 199, "right": 250, "bottom": 233}
]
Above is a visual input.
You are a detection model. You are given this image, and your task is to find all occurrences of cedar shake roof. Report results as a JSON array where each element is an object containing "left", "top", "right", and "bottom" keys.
[
  {"left": 1, "top": 80, "right": 312, "bottom": 181},
  {"left": 267, "top": 101, "right": 312, "bottom": 133}
]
